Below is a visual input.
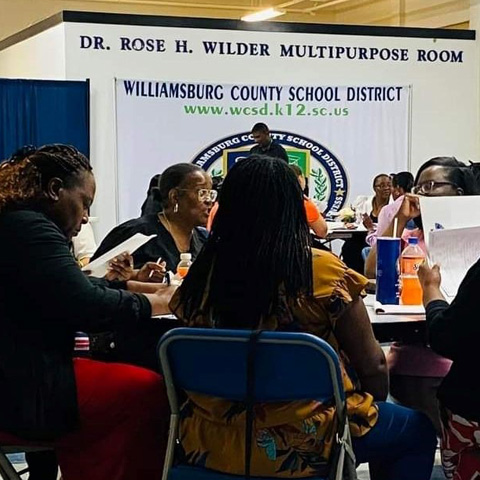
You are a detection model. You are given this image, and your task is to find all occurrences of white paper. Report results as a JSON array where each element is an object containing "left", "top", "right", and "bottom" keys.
[
  {"left": 419, "top": 196, "right": 480, "bottom": 248},
  {"left": 374, "top": 301, "right": 425, "bottom": 315},
  {"left": 428, "top": 226, "right": 480, "bottom": 301},
  {"left": 82, "top": 233, "right": 157, "bottom": 278}
]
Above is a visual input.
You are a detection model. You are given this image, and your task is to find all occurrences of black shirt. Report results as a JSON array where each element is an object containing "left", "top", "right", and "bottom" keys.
[
  {"left": 0, "top": 210, "right": 151, "bottom": 439},
  {"left": 426, "top": 257, "right": 480, "bottom": 422},
  {"left": 92, "top": 213, "right": 208, "bottom": 272},
  {"left": 249, "top": 140, "right": 289, "bottom": 163}
]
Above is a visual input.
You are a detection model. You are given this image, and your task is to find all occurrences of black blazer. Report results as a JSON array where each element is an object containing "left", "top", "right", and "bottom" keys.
[
  {"left": 426, "top": 258, "right": 480, "bottom": 422},
  {"left": 0, "top": 210, "right": 151, "bottom": 440}
]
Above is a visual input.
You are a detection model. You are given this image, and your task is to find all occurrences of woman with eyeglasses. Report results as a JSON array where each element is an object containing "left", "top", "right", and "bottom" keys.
[
  {"left": 341, "top": 173, "right": 392, "bottom": 274},
  {"left": 365, "top": 157, "right": 478, "bottom": 434},
  {"left": 90, "top": 163, "right": 214, "bottom": 369},
  {"left": 93, "top": 163, "right": 214, "bottom": 276}
]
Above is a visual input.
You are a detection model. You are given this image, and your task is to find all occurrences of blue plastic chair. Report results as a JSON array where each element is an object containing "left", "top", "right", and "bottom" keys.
[{"left": 158, "top": 328, "right": 356, "bottom": 480}]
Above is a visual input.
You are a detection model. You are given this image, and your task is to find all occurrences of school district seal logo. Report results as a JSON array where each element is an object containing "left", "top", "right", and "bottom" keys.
[{"left": 191, "top": 130, "right": 348, "bottom": 215}]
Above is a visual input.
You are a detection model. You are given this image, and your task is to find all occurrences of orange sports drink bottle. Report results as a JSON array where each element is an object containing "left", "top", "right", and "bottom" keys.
[
  {"left": 177, "top": 253, "right": 192, "bottom": 279},
  {"left": 400, "top": 237, "right": 425, "bottom": 305}
]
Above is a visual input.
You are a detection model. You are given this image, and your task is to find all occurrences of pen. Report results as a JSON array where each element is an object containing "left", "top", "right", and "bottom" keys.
[{"left": 149, "top": 256, "right": 163, "bottom": 279}]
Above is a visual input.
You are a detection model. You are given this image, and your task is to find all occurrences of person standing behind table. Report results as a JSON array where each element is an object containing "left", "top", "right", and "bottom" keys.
[
  {"left": 249, "top": 122, "right": 289, "bottom": 162},
  {"left": 92, "top": 163, "right": 214, "bottom": 274},
  {"left": 0, "top": 144, "right": 177, "bottom": 480},
  {"left": 365, "top": 157, "right": 478, "bottom": 433},
  {"left": 419, "top": 254, "right": 480, "bottom": 479},
  {"left": 171, "top": 155, "right": 437, "bottom": 480}
]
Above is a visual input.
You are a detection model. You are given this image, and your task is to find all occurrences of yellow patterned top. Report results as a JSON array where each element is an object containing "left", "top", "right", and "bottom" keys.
[{"left": 171, "top": 249, "right": 378, "bottom": 478}]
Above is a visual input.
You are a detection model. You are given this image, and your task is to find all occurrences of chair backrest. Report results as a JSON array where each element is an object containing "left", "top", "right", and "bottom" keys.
[{"left": 158, "top": 328, "right": 345, "bottom": 413}]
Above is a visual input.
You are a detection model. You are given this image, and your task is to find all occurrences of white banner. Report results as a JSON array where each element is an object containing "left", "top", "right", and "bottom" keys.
[{"left": 116, "top": 79, "right": 410, "bottom": 222}]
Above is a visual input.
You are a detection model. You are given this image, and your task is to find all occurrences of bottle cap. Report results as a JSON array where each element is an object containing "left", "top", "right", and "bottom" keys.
[
  {"left": 407, "top": 237, "right": 418, "bottom": 245},
  {"left": 180, "top": 253, "right": 192, "bottom": 261}
]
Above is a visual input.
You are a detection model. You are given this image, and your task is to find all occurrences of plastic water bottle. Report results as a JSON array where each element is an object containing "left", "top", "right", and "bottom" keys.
[
  {"left": 177, "top": 253, "right": 192, "bottom": 278},
  {"left": 400, "top": 237, "right": 425, "bottom": 305}
]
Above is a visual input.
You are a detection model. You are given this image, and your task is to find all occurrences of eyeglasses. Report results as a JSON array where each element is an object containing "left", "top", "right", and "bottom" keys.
[
  {"left": 178, "top": 188, "right": 218, "bottom": 202},
  {"left": 412, "top": 181, "right": 458, "bottom": 195}
]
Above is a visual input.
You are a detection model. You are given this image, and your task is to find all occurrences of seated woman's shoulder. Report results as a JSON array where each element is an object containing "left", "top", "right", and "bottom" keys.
[
  {"left": 121, "top": 213, "right": 157, "bottom": 228},
  {"left": 0, "top": 209, "right": 55, "bottom": 230},
  {"left": 311, "top": 247, "right": 368, "bottom": 297},
  {"left": 0, "top": 210, "right": 64, "bottom": 248},
  {"left": 311, "top": 248, "right": 344, "bottom": 268},
  {"left": 109, "top": 213, "right": 159, "bottom": 236}
]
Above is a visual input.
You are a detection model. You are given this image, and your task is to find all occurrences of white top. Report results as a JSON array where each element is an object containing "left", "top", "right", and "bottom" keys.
[
  {"left": 351, "top": 195, "right": 375, "bottom": 216},
  {"left": 72, "top": 222, "right": 97, "bottom": 261}
]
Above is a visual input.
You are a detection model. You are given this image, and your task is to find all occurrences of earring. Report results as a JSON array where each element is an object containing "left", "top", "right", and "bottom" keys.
[{"left": 174, "top": 203, "right": 179, "bottom": 213}]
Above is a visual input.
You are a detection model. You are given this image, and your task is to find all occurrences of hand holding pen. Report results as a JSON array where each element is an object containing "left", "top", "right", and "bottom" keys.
[{"left": 135, "top": 256, "right": 167, "bottom": 283}]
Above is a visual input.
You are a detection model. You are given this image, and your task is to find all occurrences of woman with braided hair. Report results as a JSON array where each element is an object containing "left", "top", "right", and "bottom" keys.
[
  {"left": 0, "top": 144, "right": 174, "bottom": 480},
  {"left": 171, "top": 155, "right": 437, "bottom": 480}
]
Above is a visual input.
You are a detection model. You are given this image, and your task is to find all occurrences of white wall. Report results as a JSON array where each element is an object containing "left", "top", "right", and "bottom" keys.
[
  {"left": 1, "top": 19, "right": 477, "bottom": 240},
  {"left": 0, "top": 24, "right": 66, "bottom": 78},
  {"left": 63, "top": 21, "right": 479, "bottom": 240}
]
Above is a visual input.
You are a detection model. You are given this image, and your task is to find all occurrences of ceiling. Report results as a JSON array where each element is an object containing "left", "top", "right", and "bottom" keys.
[{"left": 0, "top": 0, "right": 471, "bottom": 42}]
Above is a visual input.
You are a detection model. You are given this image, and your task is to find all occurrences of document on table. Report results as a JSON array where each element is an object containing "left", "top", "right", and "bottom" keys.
[
  {"left": 374, "top": 301, "right": 425, "bottom": 315},
  {"left": 419, "top": 196, "right": 480, "bottom": 248},
  {"left": 82, "top": 233, "right": 156, "bottom": 277},
  {"left": 428, "top": 226, "right": 480, "bottom": 302}
]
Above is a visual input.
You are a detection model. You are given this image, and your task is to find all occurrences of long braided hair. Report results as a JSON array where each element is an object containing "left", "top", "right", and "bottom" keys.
[
  {"left": 0, "top": 144, "right": 92, "bottom": 213},
  {"left": 177, "top": 155, "right": 313, "bottom": 329}
]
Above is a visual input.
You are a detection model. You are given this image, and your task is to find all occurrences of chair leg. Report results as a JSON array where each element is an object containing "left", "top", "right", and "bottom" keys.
[{"left": 0, "top": 451, "right": 22, "bottom": 480}]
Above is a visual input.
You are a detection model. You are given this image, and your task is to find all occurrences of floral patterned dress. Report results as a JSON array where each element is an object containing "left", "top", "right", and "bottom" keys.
[{"left": 172, "top": 249, "right": 379, "bottom": 478}]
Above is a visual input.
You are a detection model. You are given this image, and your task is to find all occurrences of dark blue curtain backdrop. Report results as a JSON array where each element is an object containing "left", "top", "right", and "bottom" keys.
[{"left": 0, "top": 79, "right": 89, "bottom": 161}]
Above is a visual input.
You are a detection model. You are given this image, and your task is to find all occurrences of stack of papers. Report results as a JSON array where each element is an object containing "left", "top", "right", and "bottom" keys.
[
  {"left": 418, "top": 196, "right": 480, "bottom": 302},
  {"left": 428, "top": 226, "right": 480, "bottom": 301},
  {"left": 419, "top": 196, "right": 480, "bottom": 247},
  {"left": 82, "top": 233, "right": 156, "bottom": 277}
]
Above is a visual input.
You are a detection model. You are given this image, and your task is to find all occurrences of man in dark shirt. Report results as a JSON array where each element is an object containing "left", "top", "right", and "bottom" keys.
[{"left": 249, "top": 123, "right": 289, "bottom": 162}]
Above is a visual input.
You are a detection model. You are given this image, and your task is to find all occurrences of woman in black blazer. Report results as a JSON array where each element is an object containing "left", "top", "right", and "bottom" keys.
[
  {"left": 0, "top": 144, "right": 174, "bottom": 480},
  {"left": 419, "top": 256, "right": 480, "bottom": 479}
]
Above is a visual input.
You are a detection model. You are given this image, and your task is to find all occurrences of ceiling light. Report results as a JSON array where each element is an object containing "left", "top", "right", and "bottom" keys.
[{"left": 241, "top": 8, "right": 285, "bottom": 22}]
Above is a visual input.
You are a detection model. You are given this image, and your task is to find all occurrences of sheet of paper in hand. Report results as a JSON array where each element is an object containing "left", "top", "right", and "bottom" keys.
[
  {"left": 428, "top": 226, "right": 480, "bottom": 302},
  {"left": 419, "top": 196, "right": 480, "bottom": 248},
  {"left": 82, "top": 233, "right": 156, "bottom": 277}
]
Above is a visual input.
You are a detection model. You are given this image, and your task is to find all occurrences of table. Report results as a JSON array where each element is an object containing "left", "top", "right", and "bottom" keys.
[
  {"left": 364, "top": 295, "right": 426, "bottom": 344},
  {"left": 326, "top": 221, "right": 368, "bottom": 240},
  {"left": 318, "top": 222, "right": 369, "bottom": 254}
]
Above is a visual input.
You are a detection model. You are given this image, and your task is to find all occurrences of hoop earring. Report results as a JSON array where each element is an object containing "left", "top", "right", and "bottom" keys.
[{"left": 174, "top": 203, "right": 179, "bottom": 213}]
